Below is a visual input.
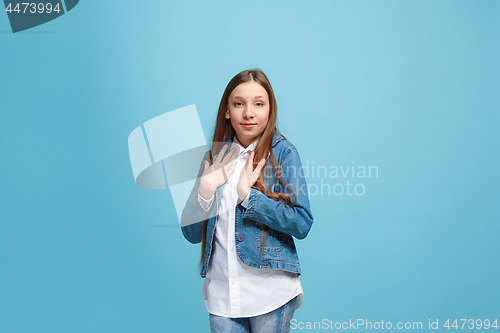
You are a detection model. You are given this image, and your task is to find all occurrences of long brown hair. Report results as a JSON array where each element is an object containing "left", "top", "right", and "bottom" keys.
[{"left": 199, "top": 69, "right": 297, "bottom": 269}]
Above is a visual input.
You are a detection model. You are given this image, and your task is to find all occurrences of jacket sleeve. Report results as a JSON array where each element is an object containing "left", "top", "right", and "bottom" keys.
[
  {"left": 180, "top": 151, "right": 218, "bottom": 244},
  {"left": 240, "top": 147, "right": 314, "bottom": 239}
]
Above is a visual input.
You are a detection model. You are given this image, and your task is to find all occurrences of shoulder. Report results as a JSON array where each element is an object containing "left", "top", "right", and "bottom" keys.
[{"left": 271, "top": 133, "right": 300, "bottom": 164}]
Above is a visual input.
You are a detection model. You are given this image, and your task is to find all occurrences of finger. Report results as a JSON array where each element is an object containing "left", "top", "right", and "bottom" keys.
[
  {"left": 225, "top": 160, "right": 237, "bottom": 179},
  {"left": 220, "top": 164, "right": 229, "bottom": 183},
  {"left": 214, "top": 145, "right": 229, "bottom": 164},
  {"left": 229, "top": 157, "right": 238, "bottom": 170},
  {"left": 253, "top": 159, "right": 266, "bottom": 174},
  {"left": 222, "top": 147, "right": 238, "bottom": 165},
  {"left": 245, "top": 151, "right": 255, "bottom": 171},
  {"left": 203, "top": 160, "right": 209, "bottom": 171}
]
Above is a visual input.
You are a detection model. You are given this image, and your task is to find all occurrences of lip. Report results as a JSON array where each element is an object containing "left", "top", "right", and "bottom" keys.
[{"left": 241, "top": 123, "right": 256, "bottom": 128}]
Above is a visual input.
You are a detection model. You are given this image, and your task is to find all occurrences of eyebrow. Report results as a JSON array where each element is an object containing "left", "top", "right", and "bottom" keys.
[{"left": 232, "top": 96, "right": 266, "bottom": 99}]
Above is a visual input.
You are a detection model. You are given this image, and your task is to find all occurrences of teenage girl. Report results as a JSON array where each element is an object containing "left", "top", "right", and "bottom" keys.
[{"left": 181, "top": 69, "right": 314, "bottom": 333}]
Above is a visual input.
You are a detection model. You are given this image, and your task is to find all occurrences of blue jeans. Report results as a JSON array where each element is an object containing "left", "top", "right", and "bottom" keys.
[{"left": 209, "top": 296, "right": 297, "bottom": 333}]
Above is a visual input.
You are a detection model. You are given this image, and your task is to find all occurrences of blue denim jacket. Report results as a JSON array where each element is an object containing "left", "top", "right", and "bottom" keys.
[{"left": 180, "top": 133, "right": 313, "bottom": 278}]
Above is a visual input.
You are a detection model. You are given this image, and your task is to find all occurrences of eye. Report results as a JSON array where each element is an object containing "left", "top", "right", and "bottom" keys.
[
  {"left": 255, "top": 102, "right": 264, "bottom": 107},
  {"left": 234, "top": 102, "right": 243, "bottom": 107}
]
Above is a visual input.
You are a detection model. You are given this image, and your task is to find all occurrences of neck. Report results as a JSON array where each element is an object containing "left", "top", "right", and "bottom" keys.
[{"left": 235, "top": 134, "right": 258, "bottom": 149}]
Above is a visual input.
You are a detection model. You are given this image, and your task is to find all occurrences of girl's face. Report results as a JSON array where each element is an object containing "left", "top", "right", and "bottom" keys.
[{"left": 225, "top": 80, "right": 270, "bottom": 148}]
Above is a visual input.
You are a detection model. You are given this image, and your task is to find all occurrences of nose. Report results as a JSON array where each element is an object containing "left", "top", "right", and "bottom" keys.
[{"left": 243, "top": 105, "right": 254, "bottom": 120}]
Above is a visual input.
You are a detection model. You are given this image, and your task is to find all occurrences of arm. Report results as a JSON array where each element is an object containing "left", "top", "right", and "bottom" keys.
[
  {"left": 180, "top": 151, "right": 217, "bottom": 244},
  {"left": 180, "top": 145, "right": 238, "bottom": 243},
  {"left": 240, "top": 147, "right": 314, "bottom": 239}
]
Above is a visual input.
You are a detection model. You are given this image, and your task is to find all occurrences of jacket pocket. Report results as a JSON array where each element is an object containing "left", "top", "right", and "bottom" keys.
[{"left": 254, "top": 224, "right": 284, "bottom": 252}]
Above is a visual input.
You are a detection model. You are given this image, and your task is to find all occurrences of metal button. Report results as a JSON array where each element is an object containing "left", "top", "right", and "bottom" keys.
[{"left": 237, "top": 235, "right": 244, "bottom": 242}]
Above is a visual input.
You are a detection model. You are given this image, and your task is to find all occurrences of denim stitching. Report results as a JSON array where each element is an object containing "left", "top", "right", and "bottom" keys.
[
  {"left": 257, "top": 246, "right": 284, "bottom": 253},
  {"left": 255, "top": 225, "right": 284, "bottom": 252},
  {"left": 266, "top": 260, "right": 300, "bottom": 266},
  {"left": 279, "top": 147, "right": 296, "bottom": 165},
  {"left": 247, "top": 213, "right": 296, "bottom": 238},
  {"left": 251, "top": 189, "right": 258, "bottom": 219},
  {"left": 236, "top": 248, "right": 271, "bottom": 268}
]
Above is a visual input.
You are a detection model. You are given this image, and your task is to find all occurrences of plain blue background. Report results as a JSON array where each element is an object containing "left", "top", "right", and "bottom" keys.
[{"left": 1, "top": 1, "right": 498, "bottom": 332}]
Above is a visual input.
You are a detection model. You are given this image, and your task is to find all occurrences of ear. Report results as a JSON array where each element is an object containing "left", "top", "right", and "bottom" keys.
[{"left": 225, "top": 110, "right": 230, "bottom": 119}]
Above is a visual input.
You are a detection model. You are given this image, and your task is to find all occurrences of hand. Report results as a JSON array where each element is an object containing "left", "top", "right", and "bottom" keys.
[
  {"left": 237, "top": 151, "right": 266, "bottom": 202},
  {"left": 199, "top": 145, "right": 238, "bottom": 200}
]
